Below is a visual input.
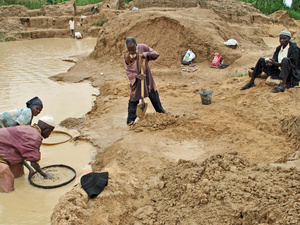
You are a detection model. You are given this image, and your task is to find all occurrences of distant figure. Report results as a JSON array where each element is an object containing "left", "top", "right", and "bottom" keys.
[
  {"left": 124, "top": 37, "right": 169, "bottom": 126},
  {"left": 0, "top": 115, "right": 55, "bottom": 193},
  {"left": 75, "top": 32, "right": 83, "bottom": 39},
  {"left": 0, "top": 96, "right": 43, "bottom": 128},
  {"left": 91, "top": 6, "right": 99, "bottom": 14},
  {"left": 240, "top": 30, "right": 300, "bottom": 92},
  {"left": 69, "top": 17, "right": 75, "bottom": 38}
]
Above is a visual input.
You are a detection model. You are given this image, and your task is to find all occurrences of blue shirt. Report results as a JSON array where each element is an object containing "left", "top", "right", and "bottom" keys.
[{"left": 0, "top": 107, "right": 33, "bottom": 128}]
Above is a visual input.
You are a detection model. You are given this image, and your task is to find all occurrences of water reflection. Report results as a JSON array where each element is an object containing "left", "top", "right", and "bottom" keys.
[
  {"left": 0, "top": 38, "right": 98, "bottom": 225},
  {"left": 0, "top": 38, "right": 99, "bottom": 122}
]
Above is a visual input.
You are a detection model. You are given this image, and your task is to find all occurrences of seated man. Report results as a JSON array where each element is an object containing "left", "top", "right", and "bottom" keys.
[
  {"left": 240, "top": 30, "right": 300, "bottom": 92},
  {"left": 0, "top": 115, "right": 55, "bottom": 193}
]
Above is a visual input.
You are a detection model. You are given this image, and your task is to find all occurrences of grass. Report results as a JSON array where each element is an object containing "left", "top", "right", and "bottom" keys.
[
  {"left": 93, "top": 19, "right": 108, "bottom": 26},
  {"left": 289, "top": 10, "right": 300, "bottom": 20},
  {"left": 234, "top": 71, "right": 249, "bottom": 77}
]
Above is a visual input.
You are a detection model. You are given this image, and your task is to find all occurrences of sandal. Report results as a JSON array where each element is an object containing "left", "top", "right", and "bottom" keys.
[
  {"left": 271, "top": 85, "right": 285, "bottom": 93},
  {"left": 240, "top": 83, "right": 256, "bottom": 90}
]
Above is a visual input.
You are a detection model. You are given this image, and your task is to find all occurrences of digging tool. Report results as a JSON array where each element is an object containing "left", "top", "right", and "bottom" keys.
[{"left": 136, "top": 57, "right": 148, "bottom": 118}]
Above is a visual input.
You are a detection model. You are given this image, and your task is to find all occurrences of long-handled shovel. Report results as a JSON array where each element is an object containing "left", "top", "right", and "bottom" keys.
[{"left": 136, "top": 57, "right": 148, "bottom": 118}]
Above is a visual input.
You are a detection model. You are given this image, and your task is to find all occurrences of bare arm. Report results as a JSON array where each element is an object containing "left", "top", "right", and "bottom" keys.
[
  {"left": 30, "top": 161, "right": 53, "bottom": 179},
  {"left": 142, "top": 52, "right": 159, "bottom": 60},
  {"left": 30, "top": 161, "right": 46, "bottom": 177},
  {"left": 23, "top": 161, "right": 34, "bottom": 178}
]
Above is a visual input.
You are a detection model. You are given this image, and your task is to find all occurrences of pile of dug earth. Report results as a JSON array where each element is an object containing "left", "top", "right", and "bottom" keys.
[{"left": 133, "top": 152, "right": 300, "bottom": 224}]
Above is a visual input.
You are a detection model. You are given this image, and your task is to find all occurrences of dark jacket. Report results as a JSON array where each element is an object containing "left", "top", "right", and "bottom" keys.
[{"left": 273, "top": 41, "right": 300, "bottom": 79}]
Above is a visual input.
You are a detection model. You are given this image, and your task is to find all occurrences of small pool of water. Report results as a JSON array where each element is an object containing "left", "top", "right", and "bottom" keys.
[{"left": 0, "top": 38, "right": 98, "bottom": 225}]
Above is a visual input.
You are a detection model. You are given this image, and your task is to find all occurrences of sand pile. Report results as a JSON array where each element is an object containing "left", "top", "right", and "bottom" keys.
[
  {"left": 91, "top": 6, "right": 268, "bottom": 68},
  {"left": 133, "top": 152, "right": 300, "bottom": 224},
  {"left": 133, "top": 0, "right": 198, "bottom": 8},
  {"left": 0, "top": 5, "right": 30, "bottom": 17}
]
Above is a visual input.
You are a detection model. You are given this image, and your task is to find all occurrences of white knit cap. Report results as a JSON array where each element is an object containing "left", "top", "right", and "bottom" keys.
[
  {"left": 39, "top": 115, "right": 55, "bottom": 127},
  {"left": 280, "top": 30, "right": 291, "bottom": 38}
]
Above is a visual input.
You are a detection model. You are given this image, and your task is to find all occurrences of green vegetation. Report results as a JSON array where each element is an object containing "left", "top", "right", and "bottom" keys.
[
  {"left": 234, "top": 71, "right": 249, "bottom": 77},
  {"left": 93, "top": 19, "right": 108, "bottom": 26},
  {"left": 238, "top": 0, "right": 300, "bottom": 20},
  {"left": 125, "top": 0, "right": 133, "bottom": 4},
  {"left": 0, "top": 34, "right": 15, "bottom": 42},
  {"left": 0, "top": 0, "right": 104, "bottom": 9},
  {"left": 289, "top": 10, "right": 300, "bottom": 20}
]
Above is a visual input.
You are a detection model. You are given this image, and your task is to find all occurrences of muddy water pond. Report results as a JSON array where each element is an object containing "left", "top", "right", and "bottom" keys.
[{"left": 0, "top": 38, "right": 98, "bottom": 225}]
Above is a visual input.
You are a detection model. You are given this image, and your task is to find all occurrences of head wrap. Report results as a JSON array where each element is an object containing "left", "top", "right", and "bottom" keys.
[
  {"left": 280, "top": 30, "right": 292, "bottom": 38},
  {"left": 26, "top": 97, "right": 43, "bottom": 108},
  {"left": 39, "top": 115, "right": 55, "bottom": 127}
]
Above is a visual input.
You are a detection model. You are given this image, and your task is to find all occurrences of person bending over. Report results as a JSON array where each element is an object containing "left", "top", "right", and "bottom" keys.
[
  {"left": 0, "top": 115, "right": 55, "bottom": 193},
  {"left": 0, "top": 96, "right": 43, "bottom": 128}
]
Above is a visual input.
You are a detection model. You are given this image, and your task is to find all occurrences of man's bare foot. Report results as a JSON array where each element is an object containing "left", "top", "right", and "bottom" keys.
[{"left": 127, "top": 121, "right": 134, "bottom": 126}]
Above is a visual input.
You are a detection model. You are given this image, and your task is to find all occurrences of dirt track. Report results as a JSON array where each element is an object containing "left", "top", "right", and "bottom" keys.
[{"left": 1, "top": 0, "right": 300, "bottom": 224}]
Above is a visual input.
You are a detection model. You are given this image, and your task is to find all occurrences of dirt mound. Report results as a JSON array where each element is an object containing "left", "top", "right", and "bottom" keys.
[
  {"left": 0, "top": 18, "right": 25, "bottom": 34},
  {"left": 132, "top": 113, "right": 181, "bottom": 131},
  {"left": 91, "top": 7, "right": 266, "bottom": 68},
  {"left": 134, "top": 0, "right": 198, "bottom": 8},
  {"left": 0, "top": 1, "right": 76, "bottom": 18},
  {"left": 201, "top": 0, "right": 270, "bottom": 24},
  {"left": 60, "top": 117, "right": 85, "bottom": 130},
  {"left": 0, "top": 5, "right": 29, "bottom": 17},
  {"left": 282, "top": 115, "right": 300, "bottom": 149},
  {"left": 269, "top": 10, "right": 299, "bottom": 27},
  {"left": 132, "top": 152, "right": 300, "bottom": 224},
  {"left": 41, "top": 0, "right": 76, "bottom": 16}
]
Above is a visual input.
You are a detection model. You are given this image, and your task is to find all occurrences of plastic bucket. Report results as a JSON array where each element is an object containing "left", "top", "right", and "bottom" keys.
[{"left": 199, "top": 90, "right": 213, "bottom": 105}]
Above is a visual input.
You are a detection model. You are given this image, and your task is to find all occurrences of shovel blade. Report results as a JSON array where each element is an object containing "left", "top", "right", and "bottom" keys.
[{"left": 136, "top": 102, "right": 148, "bottom": 118}]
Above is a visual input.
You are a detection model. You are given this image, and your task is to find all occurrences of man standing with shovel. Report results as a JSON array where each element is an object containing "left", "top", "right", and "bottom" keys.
[{"left": 124, "top": 37, "right": 169, "bottom": 126}]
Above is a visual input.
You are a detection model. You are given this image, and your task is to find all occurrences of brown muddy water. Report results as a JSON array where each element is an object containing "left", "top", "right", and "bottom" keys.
[{"left": 0, "top": 38, "right": 98, "bottom": 225}]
